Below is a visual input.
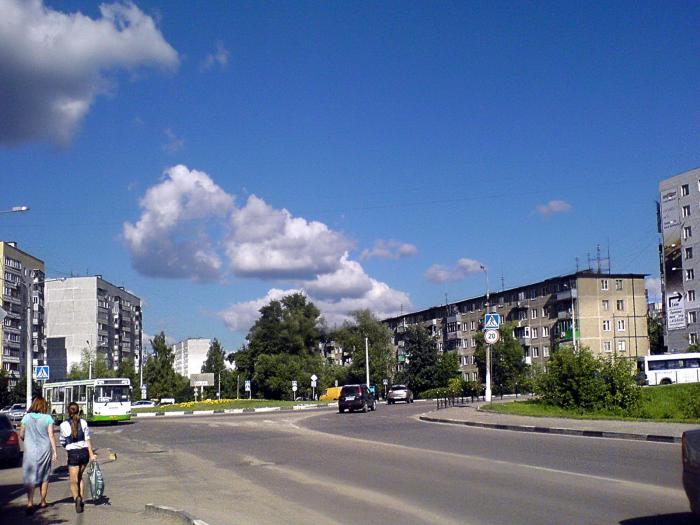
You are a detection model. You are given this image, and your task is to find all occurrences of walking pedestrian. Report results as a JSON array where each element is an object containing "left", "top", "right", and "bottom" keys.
[
  {"left": 59, "top": 402, "right": 96, "bottom": 513},
  {"left": 19, "top": 396, "right": 57, "bottom": 515}
]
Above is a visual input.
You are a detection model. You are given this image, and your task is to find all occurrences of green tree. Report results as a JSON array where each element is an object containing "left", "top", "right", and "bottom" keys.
[
  {"left": 474, "top": 323, "right": 528, "bottom": 396},
  {"left": 435, "top": 351, "right": 461, "bottom": 387},
  {"left": 397, "top": 325, "right": 439, "bottom": 394},
  {"left": 0, "top": 370, "right": 13, "bottom": 407},
  {"left": 201, "top": 339, "right": 226, "bottom": 398},
  {"left": 11, "top": 377, "right": 42, "bottom": 404},
  {"left": 143, "top": 332, "right": 185, "bottom": 401},
  {"left": 332, "top": 310, "right": 396, "bottom": 388},
  {"left": 67, "top": 348, "right": 114, "bottom": 380},
  {"left": 115, "top": 358, "right": 140, "bottom": 400},
  {"left": 648, "top": 315, "right": 664, "bottom": 355}
]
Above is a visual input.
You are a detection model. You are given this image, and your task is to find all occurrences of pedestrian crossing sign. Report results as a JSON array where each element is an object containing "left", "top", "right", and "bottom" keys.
[
  {"left": 483, "top": 313, "right": 501, "bottom": 330},
  {"left": 34, "top": 365, "right": 50, "bottom": 381}
]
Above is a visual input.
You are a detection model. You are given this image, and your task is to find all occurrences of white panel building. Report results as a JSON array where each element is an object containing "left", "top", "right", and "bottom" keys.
[
  {"left": 45, "top": 276, "right": 142, "bottom": 381},
  {"left": 172, "top": 338, "right": 211, "bottom": 378}
]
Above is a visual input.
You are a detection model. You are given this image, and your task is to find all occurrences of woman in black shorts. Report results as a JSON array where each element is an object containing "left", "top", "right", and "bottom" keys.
[{"left": 59, "top": 402, "right": 96, "bottom": 513}]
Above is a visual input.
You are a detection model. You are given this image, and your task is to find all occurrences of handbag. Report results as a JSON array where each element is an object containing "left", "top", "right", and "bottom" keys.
[{"left": 87, "top": 461, "right": 105, "bottom": 502}]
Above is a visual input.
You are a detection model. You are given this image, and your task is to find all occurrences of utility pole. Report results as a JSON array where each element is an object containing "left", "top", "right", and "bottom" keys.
[
  {"left": 481, "top": 265, "right": 492, "bottom": 403},
  {"left": 365, "top": 337, "right": 370, "bottom": 387},
  {"left": 25, "top": 270, "right": 33, "bottom": 409}
]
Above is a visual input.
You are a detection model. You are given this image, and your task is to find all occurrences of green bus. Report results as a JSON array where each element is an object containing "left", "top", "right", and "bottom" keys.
[{"left": 43, "top": 378, "right": 132, "bottom": 423}]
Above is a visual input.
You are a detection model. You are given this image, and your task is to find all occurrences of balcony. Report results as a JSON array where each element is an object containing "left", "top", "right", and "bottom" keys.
[
  {"left": 517, "top": 336, "right": 531, "bottom": 346},
  {"left": 556, "top": 289, "right": 577, "bottom": 301},
  {"left": 557, "top": 311, "right": 572, "bottom": 320}
]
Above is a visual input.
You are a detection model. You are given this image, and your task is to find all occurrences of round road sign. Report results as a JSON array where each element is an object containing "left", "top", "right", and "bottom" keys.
[{"left": 484, "top": 329, "right": 500, "bottom": 345}]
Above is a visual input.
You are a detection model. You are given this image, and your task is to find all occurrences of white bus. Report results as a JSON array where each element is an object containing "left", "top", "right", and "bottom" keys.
[
  {"left": 644, "top": 353, "right": 700, "bottom": 386},
  {"left": 43, "top": 378, "right": 132, "bottom": 423}
]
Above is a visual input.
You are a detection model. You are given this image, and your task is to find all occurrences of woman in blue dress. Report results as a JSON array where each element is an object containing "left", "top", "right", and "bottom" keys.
[{"left": 19, "top": 396, "right": 57, "bottom": 514}]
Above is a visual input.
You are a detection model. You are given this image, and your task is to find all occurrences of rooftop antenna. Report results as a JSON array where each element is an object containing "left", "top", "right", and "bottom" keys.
[
  {"left": 596, "top": 244, "right": 601, "bottom": 273},
  {"left": 607, "top": 242, "right": 611, "bottom": 274},
  {"left": 575, "top": 256, "right": 579, "bottom": 272}
]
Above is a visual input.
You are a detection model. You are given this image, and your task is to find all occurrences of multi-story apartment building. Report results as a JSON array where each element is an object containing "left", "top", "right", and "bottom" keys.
[
  {"left": 658, "top": 167, "right": 700, "bottom": 352},
  {"left": 383, "top": 271, "right": 649, "bottom": 380},
  {"left": 172, "top": 338, "right": 211, "bottom": 378},
  {"left": 0, "top": 242, "right": 45, "bottom": 388},
  {"left": 318, "top": 340, "right": 352, "bottom": 366},
  {"left": 45, "top": 276, "right": 142, "bottom": 381}
]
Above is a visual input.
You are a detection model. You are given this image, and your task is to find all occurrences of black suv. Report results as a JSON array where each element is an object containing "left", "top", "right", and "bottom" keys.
[{"left": 338, "top": 384, "right": 376, "bottom": 413}]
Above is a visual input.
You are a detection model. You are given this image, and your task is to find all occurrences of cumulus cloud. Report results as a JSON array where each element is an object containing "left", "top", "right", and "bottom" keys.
[
  {"left": 218, "top": 288, "right": 297, "bottom": 333},
  {"left": 302, "top": 255, "right": 375, "bottom": 300},
  {"left": 201, "top": 40, "right": 229, "bottom": 71},
  {"left": 360, "top": 239, "right": 418, "bottom": 261},
  {"left": 425, "top": 258, "right": 485, "bottom": 284},
  {"left": 645, "top": 277, "right": 662, "bottom": 303},
  {"left": 123, "top": 165, "right": 234, "bottom": 281},
  {"left": 225, "top": 195, "right": 354, "bottom": 279},
  {"left": 0, "top": 0, "right": 178, "bottom": 145},
  {"left": 535, "top": 200, "right": 572, "bottom": 217}
]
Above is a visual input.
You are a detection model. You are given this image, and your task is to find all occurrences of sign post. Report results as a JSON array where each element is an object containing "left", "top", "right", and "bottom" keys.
[
  {"left": 245, "top": 379, "right": 251, "bottom": 400},
  {"left": 483, "top": 313, "right": 501, "bottom": 403},
  {"left": 310, "top": 374, "right": 317, "bottom": 400},
  {"left": 383, "top": 378, "right": 388, "bottom": 399},
  {"left": 292, "top": 380, "right": 298, "bottom": 401}
]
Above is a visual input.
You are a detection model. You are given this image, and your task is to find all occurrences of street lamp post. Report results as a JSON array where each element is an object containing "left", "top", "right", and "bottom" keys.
[
  {"left": 480, "top": 265, "right": 492, "bottom": 403},
  {"left": 25, "top": 272, "right": 33, "bottom": 409}
]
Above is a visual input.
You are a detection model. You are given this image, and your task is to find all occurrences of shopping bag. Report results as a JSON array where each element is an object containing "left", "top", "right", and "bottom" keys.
[{"left": 87, "top": 461, "right": 105, "bottom": 501}]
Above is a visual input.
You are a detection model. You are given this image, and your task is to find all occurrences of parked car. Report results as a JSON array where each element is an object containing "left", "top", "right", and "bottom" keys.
[
  {"left": 387, "top": 384, "right": 414, "bottom": 404},
  {"left": 319, "top": 387, "right": 342, "bottom": 401},
  {"left": 0, "top": 414, "right": 21, "bottom": 467},
  {"left": 159, "top": 398, "right": 176, "bottom": 406},
  {"left": 7, "top": 404, "right": 26, "bottom": 425},
  {"left": 132, "top": 400, "right": 157, "bottom": 408},
  {"left": 0, "top": 405, "right": 12, "bottom": 413},
  {"left": 682, "top": 428, "right": 700, "bottom": 516},
  {"left": 338, "top": 384, "right": 376, "bottom": 413}
]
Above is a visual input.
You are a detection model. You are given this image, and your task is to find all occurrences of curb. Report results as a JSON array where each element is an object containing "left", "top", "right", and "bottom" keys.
[
  {"left": 418, "top": 415, "right": 682, "bottom": 443},
  {"left": 145, "top": 504, "right": 210, "bottom": 525},
  {"left": 133, "top": 403, "right": 337, "bottom": 418}
]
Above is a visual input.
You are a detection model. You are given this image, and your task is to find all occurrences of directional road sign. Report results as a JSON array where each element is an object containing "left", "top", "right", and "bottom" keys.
[
  {"left": 484, "top": 329, "right": 500, "bottom": 345},
  {"left": 244, "top": 380, "right": 251, "bottom": 392},
  {"left": 34, "top": 365, "right": 49, "bottom": 381},
  {"left": 484, "top": 313, "right": 501, "bottom": 330}
]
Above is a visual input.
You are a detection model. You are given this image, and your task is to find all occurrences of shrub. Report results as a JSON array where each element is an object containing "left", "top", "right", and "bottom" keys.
[{"left": 535, "top": 347, "right": 640, "bottom": 411}]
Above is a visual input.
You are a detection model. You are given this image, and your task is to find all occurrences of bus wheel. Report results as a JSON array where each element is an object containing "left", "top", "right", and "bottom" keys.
[{"left": 659, "top": 378, "right": 672, "bottom": 385}]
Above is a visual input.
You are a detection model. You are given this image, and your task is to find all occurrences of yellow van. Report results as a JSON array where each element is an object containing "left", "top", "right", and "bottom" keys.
[{"left": 319, "top": 386, "right": 342, "bottom": 401}]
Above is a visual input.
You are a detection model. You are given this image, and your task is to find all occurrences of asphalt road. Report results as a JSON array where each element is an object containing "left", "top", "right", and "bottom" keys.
[{"left": 88, "top": 403, "right": 694, "bottom": 525}]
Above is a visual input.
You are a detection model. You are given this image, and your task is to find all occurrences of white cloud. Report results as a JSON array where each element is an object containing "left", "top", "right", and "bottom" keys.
[
  {"left": 425, "top": 258, "right": 485, "bottom": 284},
  {"left": 535, "top": 200, "right": 572, "bottom": 217},
  {"left": 163, "top": 128, "right": 184, "bottom": 153},
  {"left": 201, "top": 40, "right": 229, "bottom": 71},
  {"left": 302, "top": 255, "right": 374, "bottom": 300},
  {"left": 645, "top": 277, "right": 662, "bottom": 303},
  {"left": 123, "top": 165, "right": 234, "bottom": 281},
  {"left": 225, "top": 195, "right": 354, "bottom": 279},
  {"left": 360, "top": 239, "right": 418, "bottom": 260},
  {"left": 0, "top": 0, "right": 179, "bottom": 145}
]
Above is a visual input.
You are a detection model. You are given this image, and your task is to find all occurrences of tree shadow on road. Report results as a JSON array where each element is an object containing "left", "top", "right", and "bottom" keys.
[{"left": 620, "top": 513, "right": 697, "bottom": 524}]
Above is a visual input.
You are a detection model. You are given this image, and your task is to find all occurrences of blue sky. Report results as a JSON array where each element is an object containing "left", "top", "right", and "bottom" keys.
[{"left": 1, "top": 0, "right": 698, "bottom": 353}]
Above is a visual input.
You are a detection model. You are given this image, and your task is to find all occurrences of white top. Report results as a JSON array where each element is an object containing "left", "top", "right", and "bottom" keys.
[{"left": 59, "top": 419, "right": 91, "bottom": 450}]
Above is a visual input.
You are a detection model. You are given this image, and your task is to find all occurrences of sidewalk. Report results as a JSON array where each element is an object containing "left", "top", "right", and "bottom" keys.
[
  {"left": 420, "top": 402, "right": 699, "bottom": 443},
  {"left": 1, "top": 446, "right": 189, "bottom": 525}
]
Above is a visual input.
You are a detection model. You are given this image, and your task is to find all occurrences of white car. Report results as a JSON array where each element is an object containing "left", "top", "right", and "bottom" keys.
[{"left": 132, "top": 400, "right": 157, "bottom": 408}]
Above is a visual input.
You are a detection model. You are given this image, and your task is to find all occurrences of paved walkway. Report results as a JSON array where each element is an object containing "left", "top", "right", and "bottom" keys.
[{"left": 420, "top": 402, "right": 698, "bottom": 443}]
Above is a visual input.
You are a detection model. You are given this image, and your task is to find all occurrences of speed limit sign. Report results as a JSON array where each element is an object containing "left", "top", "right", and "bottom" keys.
[{"left": 484, "top": 329, "right": 500, "bottom": 345}]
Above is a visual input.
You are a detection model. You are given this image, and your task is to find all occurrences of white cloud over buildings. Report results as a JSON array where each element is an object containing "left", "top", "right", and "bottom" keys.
[
  {"left": 0, "top": 0, "right": 178, "bottom": 145},
  {"left": 425, "top": 258, "right": 485, "bottom": 284},
  {"left": 124, "top": 165, "right": 411, "bottom": 332},
  {"left": 534, "top": 200, "right": 572, "bottom": 217},
  {"left": 360, "top": 239, "right": 418, "bottom": 260}
]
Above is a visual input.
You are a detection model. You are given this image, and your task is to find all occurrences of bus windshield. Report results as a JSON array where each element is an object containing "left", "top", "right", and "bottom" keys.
[{"left": 95, "top": 385, "right": 130, "bottom": 403}]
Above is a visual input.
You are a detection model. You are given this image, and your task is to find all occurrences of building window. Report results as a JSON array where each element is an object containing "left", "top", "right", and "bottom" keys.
[
  {"left": 617, "top": 319, "right": 626, "bottom": 331},
  {"left": 603, "top": 341, "right": 612, "bottom": 353},
  {"left": 689, "top": 311, "right": 697, "bottom": 324},
  {"left": 542, "top": 307, "right": 547, "bottom": 318},
  {"left": 683, "top": 205, "right": 692, "bottom": 217},
  {"left": 601, "top": 279, "right": 609, "bottom": 291},
  {"left": 532, "top": 327, "right": 538, "bottom": 339},
  {"left": 616, "top": 299, "right": 625, "bottom": 311},
  {"left": 682, "top": 184, "right": 690, "bottom": 196},
  {"left": 532, "top": 347, "right": 540, "bottom": 358},
  {"left": 690, "top": 290, "right": 697, "bottom": 302},
  {"left": 470, "top": 321, "right": 476, "bottom": 331},
  {"left": 691, "top": 333, "right": 699, "bottom": 345},
  {"left": 687, "top": 247, "right": 694, "bottom": 260},
  {"left": 684, "top": 226, "right": 692, "bottom": 239},
  {"left": 617, "top": 340, "right": 627, "bottom": 352},
  {"left": 602, "top": 299, "right": 609, "bottom": 311},
  {"left": 688, "top": 269, "right": 695, "bottom": 281},
  {"left": 543, "top": 346, "right": 549, "bottom": 357},
  {"left": 603, "top": 320, "right": 611, "bottom": 331},
  {"left": 615, "top": 279, "right": 623, "bottom": 291},
  {"left": 531, "top": 309, "right": 538, "bottom": 319},
  {"left": 523, "top": 347, "right": 530, "bottom": 358}
]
